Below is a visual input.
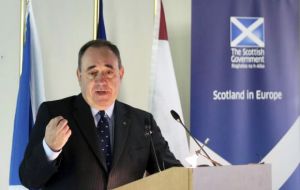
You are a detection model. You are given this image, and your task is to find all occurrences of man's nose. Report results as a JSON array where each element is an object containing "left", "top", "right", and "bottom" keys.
[{"left": 94, "top": 73, "right": 108, "bottom": 82}]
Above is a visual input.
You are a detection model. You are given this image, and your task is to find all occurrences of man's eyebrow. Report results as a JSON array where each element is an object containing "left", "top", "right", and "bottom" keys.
[
  {"left": 86, "top": 65, "right": 96, "bottom": 71},
  {"left": 104, "top": 64, "right": 114, "bottom": 69},
  {"left": 85, "top": 64, "right": 114, "bottom": 71}
]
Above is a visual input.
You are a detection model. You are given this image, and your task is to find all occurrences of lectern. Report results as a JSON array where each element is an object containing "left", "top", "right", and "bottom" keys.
[{"left": 114, "top": 164, "right": 271, "bottom": 190}]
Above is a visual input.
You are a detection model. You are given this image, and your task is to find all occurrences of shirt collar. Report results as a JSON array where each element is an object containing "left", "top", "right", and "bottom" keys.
[{"left": 91, "top": 102, "right": 115, "bottom": 119}]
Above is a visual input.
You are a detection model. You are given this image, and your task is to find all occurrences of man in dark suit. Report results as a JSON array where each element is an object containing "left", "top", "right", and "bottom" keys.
[{"left": 19, "top": 40, "right": 182, "bottom": 190}]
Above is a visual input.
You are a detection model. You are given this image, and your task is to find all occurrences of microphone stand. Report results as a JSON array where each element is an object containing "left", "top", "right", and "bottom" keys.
[
  {"left": 170, "top": 110, "right": 222, "bottom": 166},
  {"left": 145, "top": 119, "right": 162, "bottom": 172}
]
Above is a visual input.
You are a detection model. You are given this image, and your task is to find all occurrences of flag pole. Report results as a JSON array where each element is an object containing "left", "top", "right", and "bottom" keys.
[
  {"left": 93, "top": 0, "right": 99, "bottom": 40},
  {"left": 154, "top": 0, "right": 158, "bottom": 16},
  {"left": 19, "top": 0, "right": 28, "bottom": 76}
]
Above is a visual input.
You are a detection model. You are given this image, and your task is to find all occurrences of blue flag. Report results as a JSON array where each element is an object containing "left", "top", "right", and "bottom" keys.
[
  {"left": 97, "top": 0, "right": 106, "bottom": 40},
  {"left": 9, "top": 2, "right": 45, "bottom": 188},
  {"left": 9, "top": 15, "right": 33, "bottom": 187}
]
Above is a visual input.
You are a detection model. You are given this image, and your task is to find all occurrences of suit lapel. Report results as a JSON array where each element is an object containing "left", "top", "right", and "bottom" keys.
[
  {"left": 111, "top": 101, "right": 131, "bottom": 169},
  {"left": 73, "top": 94, "right": 108, "bottom": 171}
]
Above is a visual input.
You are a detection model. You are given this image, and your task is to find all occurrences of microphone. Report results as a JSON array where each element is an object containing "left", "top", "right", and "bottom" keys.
[
  {"left": 144, "top": 118, "right": 162, "bottom": 172},
  {"left": 170, "top": 110, "right": 222, "bottom": 166}
]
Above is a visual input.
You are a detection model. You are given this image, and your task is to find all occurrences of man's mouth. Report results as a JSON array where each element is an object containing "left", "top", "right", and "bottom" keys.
[{"left": 95, "top": 90, "right": 110, "bottom": 96}]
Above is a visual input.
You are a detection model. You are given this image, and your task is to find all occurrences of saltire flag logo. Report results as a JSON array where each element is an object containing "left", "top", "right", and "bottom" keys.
[{"left": 230, "top": 17, "right": 265, "bottom": 47}]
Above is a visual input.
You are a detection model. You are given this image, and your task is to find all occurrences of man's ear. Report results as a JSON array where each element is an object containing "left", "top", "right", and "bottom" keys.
[
  {"left": 119, "top": 67, "right": 124, "bottom": 80},
  {"left": 76, "top": 69, "right": 81, "bottom": 81}
]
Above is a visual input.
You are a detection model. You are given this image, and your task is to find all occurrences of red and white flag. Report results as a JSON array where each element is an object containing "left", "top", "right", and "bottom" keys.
[{"left": 149, "top": 0, "right": 189, "bottom": 166}]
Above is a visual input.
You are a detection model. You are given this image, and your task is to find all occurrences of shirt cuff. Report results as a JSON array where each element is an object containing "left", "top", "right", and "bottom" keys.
[{"left": 42, "top": 139, "right": 62, "bottom": 161}]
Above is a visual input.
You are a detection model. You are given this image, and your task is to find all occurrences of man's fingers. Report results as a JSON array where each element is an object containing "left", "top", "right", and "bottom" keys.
[
  {"left": 44, "top": 116, "right": 72, "bottom": 151},
  {"left": 49, "top": 116, "right": 68, "bottom": 132},
  {"left": 65, "top": 128, "right": 72, "bottom": 139},
  {"left": 47, "top": 116, "right": 64, "bottom": 129},
  {"left": 61, "top": 124, "right": 71, "bottom": 134},
  {"left": 53, "top": 116, "right": 64, "bottom": 125},
  {"left": 56, "top": 119, "right": 68, "bottom": 129}
]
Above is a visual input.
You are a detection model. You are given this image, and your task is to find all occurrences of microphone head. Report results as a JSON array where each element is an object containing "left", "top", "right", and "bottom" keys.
[{"left": 170, "top": 110, "right": 181, "bottom": 121}]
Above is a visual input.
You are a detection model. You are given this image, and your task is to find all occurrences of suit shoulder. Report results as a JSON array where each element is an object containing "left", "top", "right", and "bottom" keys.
[
  {"left": 116, "top": 101, "right": 152, "bottom": 117},
  {"left": 38, "top": 95, "right": 79, "bottom": 115},
  {"left": 42, "top": 95, "right": 77, "bottom": 106}
]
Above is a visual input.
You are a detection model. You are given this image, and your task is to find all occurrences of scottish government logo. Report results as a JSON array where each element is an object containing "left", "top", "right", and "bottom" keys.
[{"left": 230, "top": 17, "right": 265, "bottom": 69}]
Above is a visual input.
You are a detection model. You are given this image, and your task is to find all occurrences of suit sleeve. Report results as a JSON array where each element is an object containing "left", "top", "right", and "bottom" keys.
[
  {"left": 146, "top": 114, "right": 182, "bottom": 174},
  {"left": 19, "top": 103, "right": 60, "bottom": 189}
]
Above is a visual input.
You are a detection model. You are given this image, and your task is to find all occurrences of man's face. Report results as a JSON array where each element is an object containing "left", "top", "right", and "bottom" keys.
[{"left": 77, "top": 47, "right": 124, "bottom": 110}]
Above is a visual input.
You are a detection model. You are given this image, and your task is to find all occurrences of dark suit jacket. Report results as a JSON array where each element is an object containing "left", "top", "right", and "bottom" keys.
[{"left": 19, "top": 94, "right": 182, "bottom": 190}]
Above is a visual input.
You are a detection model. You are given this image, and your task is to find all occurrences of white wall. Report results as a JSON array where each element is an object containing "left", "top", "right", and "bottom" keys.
[
  {"left": 0, "top": 0, "right": 191, "bottom": 189},
  {"left": 0, "top": 0, "right": 21, "bottom": 189}
]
